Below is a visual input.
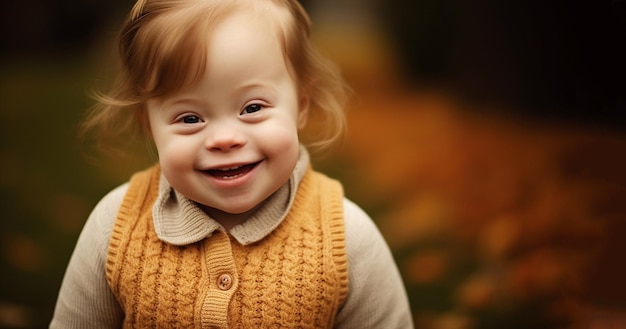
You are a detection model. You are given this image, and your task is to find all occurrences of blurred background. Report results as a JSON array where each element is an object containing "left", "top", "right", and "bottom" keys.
[{"left": 1, "top": 0, "right": 625, "bottom": 328}]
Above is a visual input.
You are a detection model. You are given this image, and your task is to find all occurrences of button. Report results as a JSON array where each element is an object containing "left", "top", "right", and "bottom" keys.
[{"left": 217, "top": 273, "right": 233, "bottom": 290}]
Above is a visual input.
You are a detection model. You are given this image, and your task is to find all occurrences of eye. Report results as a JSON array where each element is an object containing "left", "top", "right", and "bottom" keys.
[
  {"left": 241, "top": 103, "right": 264, "bottom": 115},
  {"left": 180, "top": 115, "right": 203, "bottom": 124}
]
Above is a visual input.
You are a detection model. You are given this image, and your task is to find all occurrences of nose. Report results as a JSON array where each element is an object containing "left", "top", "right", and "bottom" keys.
[{"left": 205, "top": 124, "right": 246, "bottom": 152}]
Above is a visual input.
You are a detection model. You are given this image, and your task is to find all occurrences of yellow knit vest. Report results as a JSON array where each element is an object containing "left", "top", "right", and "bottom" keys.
[{"left": 106, "top": 165, "right": 349, "bottom": 328}]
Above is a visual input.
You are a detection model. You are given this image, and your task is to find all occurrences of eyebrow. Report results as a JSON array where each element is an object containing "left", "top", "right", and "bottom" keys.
[
  {"left": 234, "top": 82, "right": 280, "bottom": 100},
  {"left": 164, "top": 97, "right": 206, "bottom": 107},
  {"left": 235, "top": 81, "right": 277, "bottom": 92}
]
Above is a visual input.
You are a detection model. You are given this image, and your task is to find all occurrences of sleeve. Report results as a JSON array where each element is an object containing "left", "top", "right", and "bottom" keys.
[
  {"left": 49, "top": 183, "right": 129, "bottom": 329},
  {"left": 334, "top": 199, "right": 414, "bottom": 329}
]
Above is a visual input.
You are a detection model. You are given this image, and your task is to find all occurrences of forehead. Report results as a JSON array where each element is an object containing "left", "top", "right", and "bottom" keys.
[
  {"left": 205, "top": 9, "right": 287, "bottom": 75},
  {"left": 146, "top": 2, "right": 292, "bottom": 96}
]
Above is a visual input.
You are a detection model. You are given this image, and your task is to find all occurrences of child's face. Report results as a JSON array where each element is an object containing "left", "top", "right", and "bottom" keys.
[{"left": 147, "top": 9, "right": 307, "bottom": 222}]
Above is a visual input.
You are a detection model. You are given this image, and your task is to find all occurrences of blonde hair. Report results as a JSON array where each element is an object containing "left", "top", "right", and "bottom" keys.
[{"left": 81, "top": 0, "right": 349, "bottom": 156}]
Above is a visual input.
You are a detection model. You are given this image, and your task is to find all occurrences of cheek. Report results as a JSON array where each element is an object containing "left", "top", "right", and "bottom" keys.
[
  {"left": 265, "top": 128, "right": 301, "bottom": 173},
  {"left": 148, "top": 120, "right": 190, "bottom": 168},
  {"left": 258, "top": 121, "right": 300, "bottom": 150},
  {"left": 157, "top": 142, "right": 196, "bottom": 194},
  {"left": 153, "top": 136, "right": 196, "bottom": 171}
]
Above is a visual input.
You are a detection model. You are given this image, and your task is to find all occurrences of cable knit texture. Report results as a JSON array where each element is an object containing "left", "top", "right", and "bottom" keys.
[{"left": 106, "top": 164, "right": 349, "bottom": 328}]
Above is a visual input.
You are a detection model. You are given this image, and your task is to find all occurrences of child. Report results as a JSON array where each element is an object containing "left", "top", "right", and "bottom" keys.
[{"left": 50, "top": 0, "right": 413, "bottom": 328}]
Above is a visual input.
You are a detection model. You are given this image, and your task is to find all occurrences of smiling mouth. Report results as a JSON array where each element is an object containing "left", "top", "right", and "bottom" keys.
[{"left": 205, "top": 161, "right": 260, "bottom": 179}]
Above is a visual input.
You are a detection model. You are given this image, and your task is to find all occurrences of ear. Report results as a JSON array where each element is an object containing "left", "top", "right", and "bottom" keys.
[{"left": 297, "top": 95, "right": 310, "bottom": 130}]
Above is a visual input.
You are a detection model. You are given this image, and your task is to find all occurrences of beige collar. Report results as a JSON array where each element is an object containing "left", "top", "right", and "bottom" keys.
[{"left": 152, "top": 146, "right": 310, "bottom": 246}]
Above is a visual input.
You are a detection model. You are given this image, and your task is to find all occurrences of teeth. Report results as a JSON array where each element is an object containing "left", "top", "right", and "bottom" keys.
[
  {"left": 215, "top": 166, "right": 242, "bottom": 171},
  {"left": 221, "top": 174, "right": 243, "bottom": 179}
]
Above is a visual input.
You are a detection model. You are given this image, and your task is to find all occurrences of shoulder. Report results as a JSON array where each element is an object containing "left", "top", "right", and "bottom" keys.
[
  {"left": 88, "top": 183, "right": 129, "bottom": 236},
  {"left": 49, "top": 183, "right": 130, "bottom": 328},
  {"left": 339, "top": 198, "right": 415, "bottom": 328},
  {"left": 74, "top": 182, "right": 129, "bottom": 252},
  {"left": 342, "top": 198, "right": 386, "bottom": 251},
  {"left": 341, "top": 198, "right": 396, "bottom": 273}
]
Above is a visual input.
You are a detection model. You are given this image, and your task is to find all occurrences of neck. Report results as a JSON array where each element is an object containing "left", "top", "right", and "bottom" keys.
[{"left": 201, "top": 205, "right": 260, "bottom": 231}]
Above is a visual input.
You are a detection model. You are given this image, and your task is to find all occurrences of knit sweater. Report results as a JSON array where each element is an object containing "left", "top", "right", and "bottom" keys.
[
  {"left": 106, "top": 165, "right": 348, "bottom": 328},
  {"left": 50, "top": 148, "right": 414, "bottom": 328}
]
